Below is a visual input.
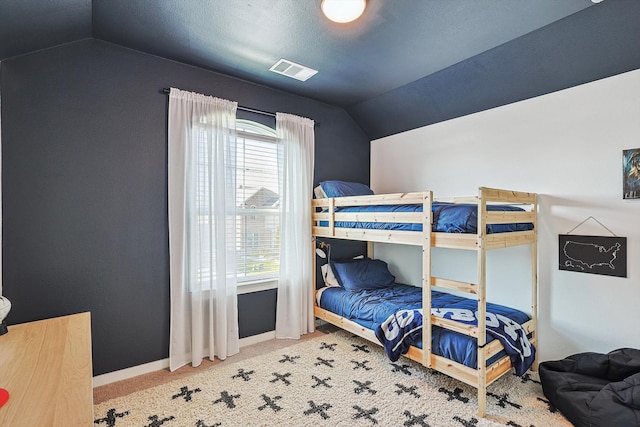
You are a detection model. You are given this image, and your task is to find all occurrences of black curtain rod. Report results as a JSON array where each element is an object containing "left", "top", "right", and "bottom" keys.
[{"left": 162, "top": 88, "right": 275, "bottom": 118}]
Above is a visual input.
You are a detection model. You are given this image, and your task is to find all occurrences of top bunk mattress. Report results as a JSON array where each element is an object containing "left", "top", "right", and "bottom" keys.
[{"left": 319, "top": 202, "right": 534, "bottom": 234}]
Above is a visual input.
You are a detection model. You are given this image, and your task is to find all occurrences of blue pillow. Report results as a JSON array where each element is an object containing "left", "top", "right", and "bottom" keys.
[
  {"left": 330, "top": 258, "right": 395, "bottom": 291},
  {"left": 320, "top": 180, "right": 374, "bottom": 198}
]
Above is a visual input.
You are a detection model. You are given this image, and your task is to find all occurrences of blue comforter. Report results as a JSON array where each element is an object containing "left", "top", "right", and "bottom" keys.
[
  {"left": 318, "top": 284, "right": 535, "bottom": 373},
  {"left": 321, "top": 202, "right": 534, "bottom": 234},
  {"left": 375, "top": 307, "right": 535, "bottom": 376}
]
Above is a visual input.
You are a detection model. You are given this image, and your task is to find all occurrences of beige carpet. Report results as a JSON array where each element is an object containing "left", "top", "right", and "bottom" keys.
[
  {"left": 93, "top": 329, "right": 327, "bottom": 405},
  {"left": 94, "top": 330, "right": 571, "bottom": 426}
]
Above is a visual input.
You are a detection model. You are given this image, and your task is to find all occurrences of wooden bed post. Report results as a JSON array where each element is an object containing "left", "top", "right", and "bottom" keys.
[
  {"left": 422, "top": 191, "right": 433, "bottom": 369},
  {"left": 312, "top": 235, "right": 317, "bottom": 306},
  {"left": 531, "top": 194, "right": 539, "bottom": 371},
  {"left": 312, "top": 242, "right": 317, "bottom": 287},
  {"left": 477, "top": 188, "right": 488, "bottom": 418}
]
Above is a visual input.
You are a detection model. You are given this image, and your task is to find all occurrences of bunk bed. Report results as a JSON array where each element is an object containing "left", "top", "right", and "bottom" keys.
[{"left": 311, "top": 183, "right": 538, "bottom": 417}]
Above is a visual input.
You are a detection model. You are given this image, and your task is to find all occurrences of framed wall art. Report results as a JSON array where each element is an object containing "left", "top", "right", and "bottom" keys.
[{"left": 623, "top": 148, "right": 640, "bottom": 199}]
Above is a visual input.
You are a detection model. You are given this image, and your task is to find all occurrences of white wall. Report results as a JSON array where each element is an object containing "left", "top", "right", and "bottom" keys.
[{"left": 371, "top": 69, "right": 640, "bottom": 362}]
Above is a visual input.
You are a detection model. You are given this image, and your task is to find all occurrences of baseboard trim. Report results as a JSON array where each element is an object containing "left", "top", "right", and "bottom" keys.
[
  {"left": 92, "top": 358, "right": 170, "bottom": 388},
  {"left": 92, "top": 331, "right": 276, "bottom": 388},
  {"left": 239, "top": 330, "right": 276, "bottom": 347}
]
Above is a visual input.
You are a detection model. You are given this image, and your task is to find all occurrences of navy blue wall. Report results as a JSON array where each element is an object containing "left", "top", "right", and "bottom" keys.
[
  {"left": 0, "top": 39, "right": 369, "bottom": 375},
  {"left": 349, "top": 1, "right": 640, "bottom": 140}
]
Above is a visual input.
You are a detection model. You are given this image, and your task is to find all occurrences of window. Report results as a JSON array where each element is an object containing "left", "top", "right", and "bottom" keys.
[
  {"left": 192, "top": 118, "right": 279, "bottom": 290},
  {"left": 234, "top": 120, "right": 280, "bottom": 284}
]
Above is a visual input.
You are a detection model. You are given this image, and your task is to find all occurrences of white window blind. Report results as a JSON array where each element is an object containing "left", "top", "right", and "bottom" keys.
[
  {"left": 193, "top": 119, "right": 279, "bottom": 287},
  {"left": 193, "top": 119, "right": 280, "bottom": 286},
  {"left": 234, "top": 120, "right": 280, "bottom": 283}
]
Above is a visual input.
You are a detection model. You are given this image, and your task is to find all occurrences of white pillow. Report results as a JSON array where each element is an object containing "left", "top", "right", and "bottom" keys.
[
  {"left": 321, "top": 263, "right": 340, "bottom": 287},
  {"left": 314, "top": 184, "right": 327, "bottom": 199}
]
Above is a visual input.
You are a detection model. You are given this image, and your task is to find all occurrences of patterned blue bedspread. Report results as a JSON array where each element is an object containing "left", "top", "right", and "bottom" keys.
[
  {"left": 318, "top": 284, "right": 535, "bottom": 374},
  {"left": 374, "top": 307, "right": 535, "bottom": 376}
]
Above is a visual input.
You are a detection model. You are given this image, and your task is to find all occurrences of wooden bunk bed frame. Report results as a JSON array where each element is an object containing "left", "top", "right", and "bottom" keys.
[{"left": 311, "top": 186, "right": 538, "bottom": 417}]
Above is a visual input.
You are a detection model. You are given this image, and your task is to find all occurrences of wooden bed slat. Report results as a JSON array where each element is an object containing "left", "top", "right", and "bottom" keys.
[
  {"left": 486, "top": 355, "right": 513, "bottom": 385},
  {"left": 431, "top": 316, "right": 478, "bottom": 337},
  {"left": 432, "top": 277, "right": 478, "bottom": 294},
  {"left": 485, "top": 210, "right": 535, "bottom": 224},
  {"left": 432, "top": 232, "right": 478, "bottom": 250},
  {"left": 484, "top": 230, "right": 535, "bottom": 249},
  {"left": 333, "top": 192, "right": 427, "bottom": 206},
  {"left": 431, "top": 354, "right": 479, "bottom": 386},
  {"left": 480, "top": 187, "right": 537, "bottom": 204},
  {"left": 334, "top": 211, "right": 423, "bottom": 223},
  {"left": 333, "top": 228, "right": 423, "bottom": 245}
]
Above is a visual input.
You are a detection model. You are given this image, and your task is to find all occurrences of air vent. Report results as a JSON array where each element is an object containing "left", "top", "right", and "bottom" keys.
[{"left": 269, "top": 59, "right": 318, "bottom": 82}]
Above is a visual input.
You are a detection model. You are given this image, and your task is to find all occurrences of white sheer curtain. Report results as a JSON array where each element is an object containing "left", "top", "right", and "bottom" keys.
[
  {"left": 275, "top": 112, "right": 315, "bottom": 339},
  {"left": 168, "top": 88, "right": 240, "bottom": 371}
]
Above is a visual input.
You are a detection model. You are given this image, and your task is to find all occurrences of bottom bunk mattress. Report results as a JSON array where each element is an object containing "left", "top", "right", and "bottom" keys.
[{"left": 317, "top": 284, "right": 535, "bottom": 375}]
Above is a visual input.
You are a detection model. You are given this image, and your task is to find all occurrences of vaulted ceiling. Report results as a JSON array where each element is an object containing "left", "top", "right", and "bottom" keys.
[{"left": 1, "top": 0, "right": 639, "bottom": 139}]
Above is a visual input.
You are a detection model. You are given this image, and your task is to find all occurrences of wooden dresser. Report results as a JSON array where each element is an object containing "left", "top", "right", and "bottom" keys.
[{"left": 0, "top": 312, "right": 93, "bottom": 426}]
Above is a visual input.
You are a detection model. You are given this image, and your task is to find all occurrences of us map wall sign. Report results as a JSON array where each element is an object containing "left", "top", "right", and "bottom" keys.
[{"left": 559, "top": 234, "right": 627, "bottom": 277}]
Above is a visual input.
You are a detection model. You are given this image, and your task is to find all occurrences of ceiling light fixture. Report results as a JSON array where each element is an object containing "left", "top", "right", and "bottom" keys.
[{"left": 321, "top": 0, "right": 366, "bottom": 24}]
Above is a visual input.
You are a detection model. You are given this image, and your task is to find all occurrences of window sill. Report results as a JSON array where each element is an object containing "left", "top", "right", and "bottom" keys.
[{"left": 237, "top": 279, "right": 278, "bottom": 295}]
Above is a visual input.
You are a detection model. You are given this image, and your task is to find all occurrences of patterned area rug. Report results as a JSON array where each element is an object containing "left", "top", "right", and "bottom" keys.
[{"left": 94, "top": 330, "right": 570, "bottom": 427}]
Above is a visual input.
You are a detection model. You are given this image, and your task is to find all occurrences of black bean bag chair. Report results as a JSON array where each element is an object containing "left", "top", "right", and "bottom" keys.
[{"left": 539, "top": 348, "right": 640, "bottom": 427}]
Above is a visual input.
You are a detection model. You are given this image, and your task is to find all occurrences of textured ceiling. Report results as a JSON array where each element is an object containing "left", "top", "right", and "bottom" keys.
[{"left": 1, "top": 0, "right": 639, "bottom": 139}]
